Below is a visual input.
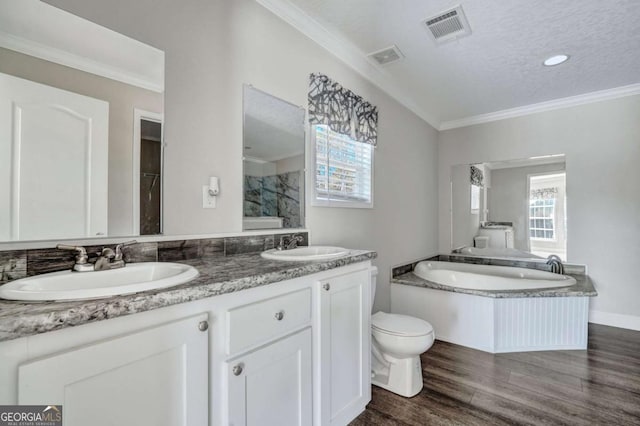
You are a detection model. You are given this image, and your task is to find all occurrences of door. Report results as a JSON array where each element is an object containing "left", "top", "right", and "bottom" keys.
[
  {"left": 18, "top": 314, "right": 209, "bottom": 426},
  {"left": 227, "top": 328, "right": 312, "bottom": 426},
  {"left": 0, "top": 72, "right": 109, "bottom": 241},
  {"left": 317, "top": 268, "right": 371, "bottom": 425}
]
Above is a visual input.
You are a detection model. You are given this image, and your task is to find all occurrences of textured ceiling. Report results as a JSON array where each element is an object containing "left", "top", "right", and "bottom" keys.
[{"left": 285, "top": 0, "right": 640, "bottom": 124}]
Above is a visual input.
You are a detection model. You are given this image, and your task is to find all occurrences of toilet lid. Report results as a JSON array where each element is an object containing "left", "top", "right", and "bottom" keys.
[{"left": 372, "top": 312, "right": 433, "bottom": 337}]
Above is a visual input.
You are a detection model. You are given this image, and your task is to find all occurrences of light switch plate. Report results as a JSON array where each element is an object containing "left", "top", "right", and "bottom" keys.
[{"left": 202, "top": 185, "right": 216, "bottom": 208}]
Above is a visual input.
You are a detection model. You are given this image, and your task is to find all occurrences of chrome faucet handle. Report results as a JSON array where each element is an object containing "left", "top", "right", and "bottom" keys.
[
  {"left": 114, "top": 240, "right": 137, "bottom": 260},
  {"left": 56, "top": 244, "right": 89, "bottom": 264}
]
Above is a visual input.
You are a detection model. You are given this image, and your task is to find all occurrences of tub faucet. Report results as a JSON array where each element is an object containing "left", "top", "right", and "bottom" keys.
[{"left": 546, "top": 255, "right": 564, "bottom": 274}]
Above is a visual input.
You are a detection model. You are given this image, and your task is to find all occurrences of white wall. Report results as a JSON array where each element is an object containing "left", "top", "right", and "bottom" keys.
[
  {"left": 439, "top": 95, "right": 640, "bottom": 329},
  {"left": 47, "top": 0, "right": 439, "bottom": 312}
]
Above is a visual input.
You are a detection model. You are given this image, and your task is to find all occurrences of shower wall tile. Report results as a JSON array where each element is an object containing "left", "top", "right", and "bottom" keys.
[
  {"left": 277, "top": 171, "right": 301, "bottom": 228},
  {"left": 262, "top": 175, "right": 278, "bottom": 217},
  {"left": 244, "top": 175, "right": 263, "bottom": 217},
  {"left": 243, "top": 170, "right": 302, "bottom": 227}
]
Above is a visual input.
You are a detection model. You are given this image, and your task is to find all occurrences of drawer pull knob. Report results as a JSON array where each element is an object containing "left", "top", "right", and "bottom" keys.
[
  {"left": 274, "top": 310, "right": 285, "bottom": 321},
  {"left": 198, "top": 321, "right": 209, "bottom": 332},
  {"left": 323, "top": 283, "right": 331, "bottom": 291},
  {"left": 232, "top": 364, "right": 244, "bottom": 376}
]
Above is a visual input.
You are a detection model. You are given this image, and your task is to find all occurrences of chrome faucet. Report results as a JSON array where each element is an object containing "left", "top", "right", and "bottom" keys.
[
  {"left": 277, "top": 234, "right": 304, "bottom": 251},
  {"left": 546, "top": 255, "right": 564, "bottom": 274},
  {"left": 57, "top": 240, "right": 137, "bottom": 272},
  {"left": 94, "top": 247, "right": 116, "bottom": 271}
]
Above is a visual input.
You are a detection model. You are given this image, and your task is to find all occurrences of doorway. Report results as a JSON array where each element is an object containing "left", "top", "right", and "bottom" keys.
[{"left": 133, "top": 110, "right": 163, "bottom": 235}]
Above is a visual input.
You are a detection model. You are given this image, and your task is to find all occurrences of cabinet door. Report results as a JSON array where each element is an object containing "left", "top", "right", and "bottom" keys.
[
  {"left": 227, "top": 328, "right": 312, "bottom": 426},
  {"left": 317, "top": 268, "right": 371, "bottom": 426},
  {"left": 18, "top": 314, "right": 209, "bottom": 426}
]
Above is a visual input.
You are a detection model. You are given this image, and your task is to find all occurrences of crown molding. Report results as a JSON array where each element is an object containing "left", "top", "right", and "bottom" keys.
[
  {"left": 0, "top": 30, "right": 164, "bottom": 93},
  {"left": 255, "top": 0, "right": 441, "bottom": 129},
  {"left": 439, "top": 83, "right": 640, "bottom": 130}
]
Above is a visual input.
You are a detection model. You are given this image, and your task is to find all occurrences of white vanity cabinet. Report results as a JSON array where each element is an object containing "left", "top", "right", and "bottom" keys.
[
  {"left": 0, "top": 260, "right": 372, "bottom": 426},
  {"left": 315, "top": 268, "right": 371, "bottom": 426},
  {"left": 17, "top": 313, "right": 209, "bottom": 426},
  {"left": 226, "top": 328, "right": 313, "bottom": 425},
  {"left": 222, "top": 287, "right": 314, "bottom": 425}
]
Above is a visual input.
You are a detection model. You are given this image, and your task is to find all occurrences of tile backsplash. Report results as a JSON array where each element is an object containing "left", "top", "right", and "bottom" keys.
[{"left": 0, "top": 232, "right": 308, "bottom": 285}]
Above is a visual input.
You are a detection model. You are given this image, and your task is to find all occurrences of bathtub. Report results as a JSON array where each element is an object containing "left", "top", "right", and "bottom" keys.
[
  {"left": 457, "top": 246, "right": 545, "bottom": 259},
  {"left": 391, "top": 260, "right": 594, "bottom": 353},
  {"left": 414, "top": 261, "right": 576, "bottom": 291}
]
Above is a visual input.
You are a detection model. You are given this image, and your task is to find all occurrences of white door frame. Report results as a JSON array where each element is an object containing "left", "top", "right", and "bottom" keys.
[{"left": 132, "top": 108, "right": 164, "bottom": 235}]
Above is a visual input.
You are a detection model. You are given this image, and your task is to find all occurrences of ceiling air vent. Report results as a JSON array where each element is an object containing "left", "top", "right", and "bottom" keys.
[
  {"left": 423, "top": 5, "right": 471, "bottom": 44},
  {"left": 367, "top": 45, "right": 404, "bottom": 65}
]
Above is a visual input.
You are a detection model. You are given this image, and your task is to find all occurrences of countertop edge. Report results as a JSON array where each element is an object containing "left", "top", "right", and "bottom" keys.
[{"left": 391, "top": 271, "right": 597, "bottom": 299}]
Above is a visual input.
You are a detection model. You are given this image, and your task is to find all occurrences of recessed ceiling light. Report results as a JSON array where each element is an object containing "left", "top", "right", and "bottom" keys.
[{"left": 543, "top": 54, "right": 569, "bottom": 67}]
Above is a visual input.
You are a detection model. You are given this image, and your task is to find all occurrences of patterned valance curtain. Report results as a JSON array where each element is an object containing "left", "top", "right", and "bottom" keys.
[
  {"left": 308, "top": 73, "right": 378, "bottom": 146},
  {"left": 470, "top": 165, "right": 484, "bottom": 187},
  {"left": 531, "top": 187, "right": 558, "bottom": 200}
]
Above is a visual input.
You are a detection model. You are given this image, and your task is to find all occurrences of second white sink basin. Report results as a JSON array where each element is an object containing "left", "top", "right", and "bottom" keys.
[
  {"left": 261, "top": 246, "right": 351, "bottom": 261},
  {"left": 0, "top": 262, "right": 199, "bottom": 301}
]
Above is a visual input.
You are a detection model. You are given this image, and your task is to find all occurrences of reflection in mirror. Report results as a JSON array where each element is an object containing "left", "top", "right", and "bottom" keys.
[
  {"left": 242, "top": 85, "right": 305, "bottom": 230},
  {"left": 451, "top": 155, "right": 567, "bottom": 260},
  {"left": 0, "top": 1, "right": 164, "bottom": 242}
]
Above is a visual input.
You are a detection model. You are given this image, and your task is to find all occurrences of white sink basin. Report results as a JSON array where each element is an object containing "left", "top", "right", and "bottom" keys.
[
  {"left": 261, "top": 246, "right": 351, "bottom": 261},
  {"left": 0, "top": 262, "right": 199, "bottom": 301}
]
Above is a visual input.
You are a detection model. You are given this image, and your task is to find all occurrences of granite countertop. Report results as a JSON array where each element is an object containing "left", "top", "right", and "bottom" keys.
[
  {"left": 0, "top": 250, "right": 376, "bottom": 342},
  {"left": 392, "top": 271, "right": 596, "bottom": 299}
]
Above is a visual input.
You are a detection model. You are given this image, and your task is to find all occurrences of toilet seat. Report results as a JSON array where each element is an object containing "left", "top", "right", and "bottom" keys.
[{"left": 372, "top": 312, "right": 433, "bottom": 337}]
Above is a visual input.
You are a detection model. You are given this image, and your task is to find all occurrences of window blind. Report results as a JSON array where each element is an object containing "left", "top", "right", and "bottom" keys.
[{"left": 314, "top": 125, "right": 373, "bottom": 204}]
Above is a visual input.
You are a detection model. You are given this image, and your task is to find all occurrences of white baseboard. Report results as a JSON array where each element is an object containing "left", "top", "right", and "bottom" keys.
[{"left": 589, "top": 310, "right": 640, "bottom": 331}]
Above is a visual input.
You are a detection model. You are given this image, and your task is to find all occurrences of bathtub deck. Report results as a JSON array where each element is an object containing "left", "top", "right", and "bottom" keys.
[{"left": 351, "top": 323, "right": 640, "bottom": 425}]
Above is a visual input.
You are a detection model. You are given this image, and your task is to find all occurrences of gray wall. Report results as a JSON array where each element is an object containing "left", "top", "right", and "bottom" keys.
[
  {"left": 0, "top": 47, "right": 163, "bottom": 236},
  {"left": 439, "top": 95, "right": 640, "bottom": 326},
  {"left": 488, "top": 163, "right": 566, "bottom": 251},
  {"left": 47, "top": 0, "right": 440, "bottom": 312}
]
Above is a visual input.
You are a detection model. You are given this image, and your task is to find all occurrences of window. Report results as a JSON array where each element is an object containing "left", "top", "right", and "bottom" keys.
[
  {"left": 529, "top": 198, "right": 555, "bottom": 240},
  {"left": 312, "top": 125, "right": 373, "bottom": 207}
]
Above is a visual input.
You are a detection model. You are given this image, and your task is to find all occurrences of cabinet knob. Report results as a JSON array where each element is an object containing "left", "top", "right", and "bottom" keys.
[
  {"left": 198, "top": 321, "right": 209, "bottom": 332},
  {"left": 232, "top": 363, "right": 244, "bottom": 376},
  {"left": 274, "top": 310, "right": 285, "bottom": 321},
  {"left": 323, "top": 283, "right": 331, "bottom": 291}
]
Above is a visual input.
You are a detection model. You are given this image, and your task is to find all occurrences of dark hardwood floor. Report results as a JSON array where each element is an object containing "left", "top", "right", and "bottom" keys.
[{"left": 351, "top": 324, "right": 640, "bottom": 425}]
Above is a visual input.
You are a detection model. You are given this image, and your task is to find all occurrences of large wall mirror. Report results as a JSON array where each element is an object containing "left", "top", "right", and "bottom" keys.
[
  {"left": 242, "top": 85, "right": 305, "bottom": 230},
  {"left": 0, "top": 1, "right": 164, "bottom": 242},
  {"left": 451, "top": 155, "right": 567, "bottom": 260}
]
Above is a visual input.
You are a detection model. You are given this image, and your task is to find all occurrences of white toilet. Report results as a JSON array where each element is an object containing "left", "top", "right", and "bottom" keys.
[{"left": 370, "top": 268, "right": 434, "bottom": 397}]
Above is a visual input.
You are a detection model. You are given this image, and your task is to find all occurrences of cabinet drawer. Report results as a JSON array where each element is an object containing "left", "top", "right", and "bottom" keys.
[{"left": 227, "top": 288, "right": 311, "bottom": 354}]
